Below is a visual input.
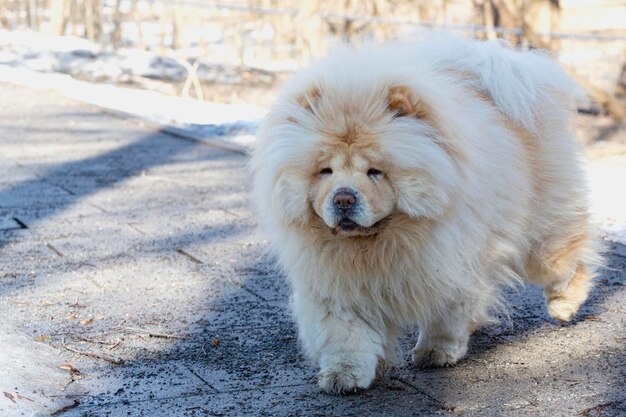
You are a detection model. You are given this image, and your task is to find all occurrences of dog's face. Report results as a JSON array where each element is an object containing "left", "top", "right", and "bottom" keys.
[
  {"left": 255, "top": 80, "right": 464, "bottom": 238},
  {"left": 309, "top": 141, "right": 395, "bottom": 236}
]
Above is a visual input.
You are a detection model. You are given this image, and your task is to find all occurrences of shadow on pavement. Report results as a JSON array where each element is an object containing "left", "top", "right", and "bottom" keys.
[{"left": 1, "top": 120, "right": 624, "bottom": 415}]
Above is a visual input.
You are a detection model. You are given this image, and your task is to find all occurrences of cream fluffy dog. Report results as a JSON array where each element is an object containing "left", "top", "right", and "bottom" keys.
[{"left": 250, "top": 36, "right": 600, "bottom": 394}]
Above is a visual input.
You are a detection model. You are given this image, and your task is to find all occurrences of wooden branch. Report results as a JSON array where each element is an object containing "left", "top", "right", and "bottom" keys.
[
  {"left": 115, "top": 326, "right": 190, "bottom": 340},
  {"left": 62, "top": 337, "right": 124, "bottom": 365}
]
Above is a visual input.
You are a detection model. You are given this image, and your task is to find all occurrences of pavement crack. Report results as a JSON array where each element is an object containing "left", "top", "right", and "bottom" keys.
[
  {"left": 392, "top": 377, "right": 458, "bottom": 414},
  {"left": 184, "top": 365, "right": 220, "bottom": 393},
  {"left": 88, "top": 276, "right": 105, "bottom": 289},
  {"left": 175, "top": 248, "right": 205, "bottom": 264},
  {"left": 88, "top": 202, "right": 109, "bottom": 213},
  {"left": 217, "top": 382, "right": 315, "bottom": 394},
  {"left": 12, "top": 216, "right": 29, "bottom": 229},
  {"left": 127, "top": 223, "right": 146, "bottom": 235},
  {"left": 46, "top": 181, "right": 76, "bottom": 196},
  {"left": 218, "top": 207, "right": 240, "bottom": 218},
  {"left": 46, "top": 242, "right": 64, "bottom": 257},
  {"left": 240, "top": 286, "right": 267, "bottom": 302}
]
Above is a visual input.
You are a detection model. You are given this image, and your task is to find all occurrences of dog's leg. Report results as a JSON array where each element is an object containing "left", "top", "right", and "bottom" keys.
[
  {"left": 540, "top": 256, "right": 592, "bottom": 321},
  {"left": 293, "top": 293, "right": 386, "bottom": 395},
  {"left": 411, "top": 301, "right": 474, "bottom": 368},
  {"left": 543, "top": 263, "right": 592, "bottom": 322},
  {"left": 526, "top": 232, "right": 596, "bottom": 322}
]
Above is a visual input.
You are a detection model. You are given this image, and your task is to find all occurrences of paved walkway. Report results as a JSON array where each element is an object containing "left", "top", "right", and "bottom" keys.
[{"left": 1, "top": 83, "right": 624, "bottom": 416}]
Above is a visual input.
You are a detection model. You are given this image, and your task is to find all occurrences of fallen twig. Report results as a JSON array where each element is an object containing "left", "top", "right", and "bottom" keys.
[
  {"left": 578, "top": 401, "right": 621, "bottom": 416},
  {"left": 62, "top": 337, "right": 124, "bottom": 365},
  {"left": 75, "top": 336, "right": 121, "bottom": 347},
  {"left": 59, "top": 363, "right": 81, "bottom": 375},
  {"left": 109, "top": 339, "right": 123, "bottom": 350},
  {"left": 67, "top": 298, "right": 86, "bottom": 308},
  {"left": 16, "top": 393, "right": 33, "bottom": 402},
  {"left": 115, "top": 326, "right": 190, "bottom": 340},
  {"left": 2, "top": 392, "right": 34, "bottom": 404},
  {"left": 50, "top": 400, "right": 80, "bottom": 416}
]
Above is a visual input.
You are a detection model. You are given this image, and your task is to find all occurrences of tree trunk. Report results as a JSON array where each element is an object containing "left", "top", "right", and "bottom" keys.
[
  {"left": 111, "top": 0, "right": 124, "bottom": 48},
  {"left": 130, "top": 0, "right": 145, "bottom": 49},
  {"left": 0, "top": 0, "right": 10, "bottom": 28},
  {"left": 85, "top": 0, "right": 102, "bottom": 43},
  {"left": 51, "top": 0, "right": 71, "bottom": 35}
]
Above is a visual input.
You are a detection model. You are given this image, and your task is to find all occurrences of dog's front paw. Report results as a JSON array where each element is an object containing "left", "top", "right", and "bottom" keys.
[
  {"left": 411, "top": 343, "right": 467, "bottom": 369},
  {"left": 318, "top": 362, "right": 375, "bottom": 395}
]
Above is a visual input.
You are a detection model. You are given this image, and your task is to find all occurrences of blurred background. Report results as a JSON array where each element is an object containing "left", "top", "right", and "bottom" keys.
[
  {"left": 1, "top": 0, "right": 625, "bottom": 110},
  {"left": 1, "top": 1, "right": 626, "bottom": 162}
]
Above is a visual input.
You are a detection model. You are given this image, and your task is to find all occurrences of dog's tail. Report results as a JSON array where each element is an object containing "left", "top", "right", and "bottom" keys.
[{"left": 434, "top": 36, "right": 586, "bottom": 133}]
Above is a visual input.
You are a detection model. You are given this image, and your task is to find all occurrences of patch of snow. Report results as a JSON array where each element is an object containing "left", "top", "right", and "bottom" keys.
[
  {"left": 0, "top": 29, "right": 100, "bottom": 54},
  {"left": 0, "top": 65, "right": 264, "bottom": 153},
  {"left": 0, "top": 29, "right": 285, "bottom": 92}
]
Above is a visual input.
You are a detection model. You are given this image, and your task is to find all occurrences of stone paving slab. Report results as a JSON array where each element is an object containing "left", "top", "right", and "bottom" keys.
[
  {"left": 60, "top": 380, "right": 450, "bottom": 417},
  {"left": 1, "top": 82, "right": 625, "bottom": 417}
]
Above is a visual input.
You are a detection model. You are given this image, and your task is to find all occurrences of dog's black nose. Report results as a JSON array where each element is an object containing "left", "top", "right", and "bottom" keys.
[{"left": 333, "top": 189, "right": 357, "bottom": 210}]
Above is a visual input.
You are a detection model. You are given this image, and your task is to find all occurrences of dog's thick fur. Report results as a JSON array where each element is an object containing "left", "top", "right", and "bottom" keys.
[{"left": 250, "top": 36, "right": 600, "bottom": 394}]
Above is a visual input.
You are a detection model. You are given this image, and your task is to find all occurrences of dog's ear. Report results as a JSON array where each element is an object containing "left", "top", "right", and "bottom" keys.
[
  {"left": 387, "top": 86, "right": 430, "bottom": 119},
  {"left": 388, "top": 85, "right": 468, "bottom": 164},
  {"left": 296, "top": 87, "right": 321, "bottom": 112},
  {"left": 288, "top": 87, "right": 321, "bottom": 123}
]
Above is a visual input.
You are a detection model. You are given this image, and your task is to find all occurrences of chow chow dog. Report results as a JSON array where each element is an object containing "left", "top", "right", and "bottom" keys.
[{"left": 250, "top": 36, "right": 600, "bottom": 394}]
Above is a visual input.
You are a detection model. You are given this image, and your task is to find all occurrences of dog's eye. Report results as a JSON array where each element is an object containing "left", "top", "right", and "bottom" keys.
[
  {"left": 367, "top": 168, "right": 383, "bottom": 178},
  {"left": 392, "top": 109, "right": 408, "bottom": 118},
  {"left": 320, "top": 168, "right": 333, "bottom": 176}
]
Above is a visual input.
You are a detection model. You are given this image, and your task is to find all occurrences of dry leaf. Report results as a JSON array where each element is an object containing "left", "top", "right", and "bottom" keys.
[
  {"left": 68, "top": 312, "right": 78, "bottom": 320},
  {"left": 79, "top": 318, "right": 94, "bottom": 325},
  {"left": 33, "top": 334, "right": 50, "bottom": 342},
  {"left": 59, "top": 363, "right": 81, "bottom": 374},
  {"left": 211, "top": 338, "right": 221, "bottom": 347},
  {"left": 584, "top": 315, "right": 601, "bottom": 321}
]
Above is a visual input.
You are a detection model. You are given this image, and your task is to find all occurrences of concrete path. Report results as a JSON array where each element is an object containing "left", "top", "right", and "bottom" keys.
[{"left": 1, "top": 83, "right": 624, "bottom": 416}]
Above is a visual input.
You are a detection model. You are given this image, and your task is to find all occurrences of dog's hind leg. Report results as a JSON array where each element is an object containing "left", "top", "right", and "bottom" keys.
[
  {"left": 525, "top": 230, "right": 598, "bottom": 322},
  {"left": 544, "top": 264, "right": 592, "bottom": 322}
]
